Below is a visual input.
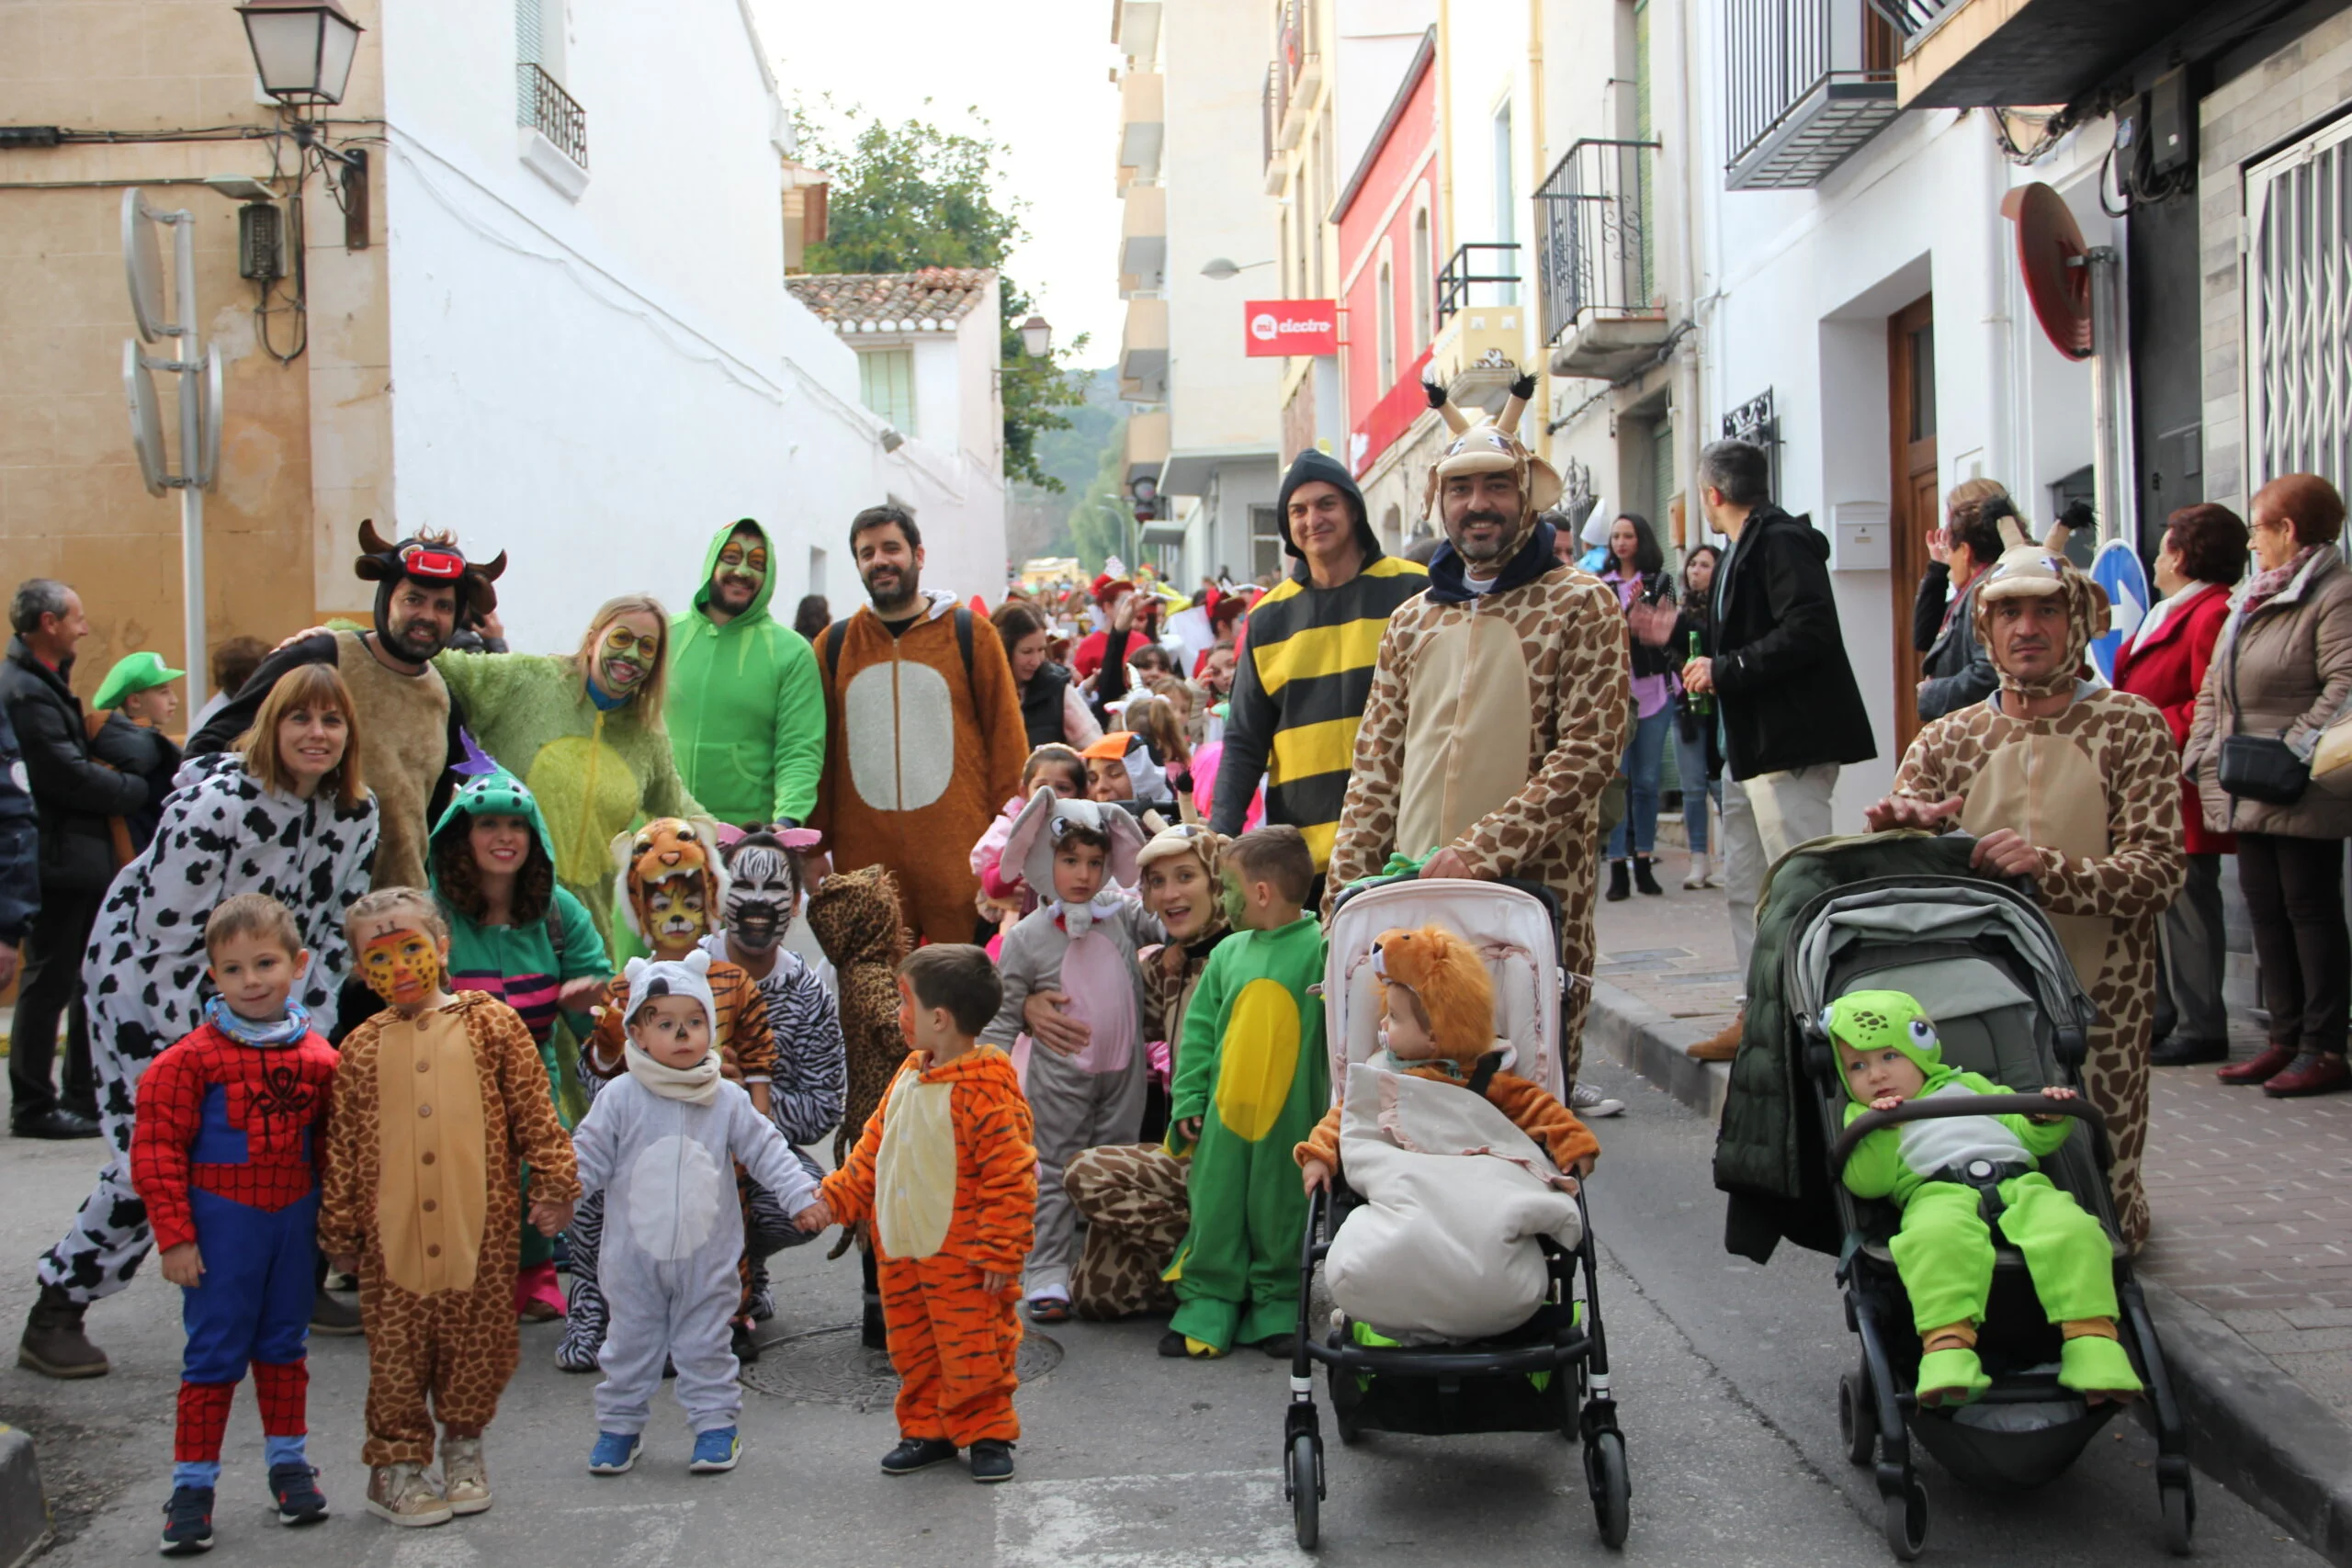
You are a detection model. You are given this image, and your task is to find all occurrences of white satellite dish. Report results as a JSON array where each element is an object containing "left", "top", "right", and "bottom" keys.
[
  {"left": 198, "top": 344, "right": 224, "bottom": 491},
  {"left": 123, "top": 341, "right": 168, "bottom": 497},
  {"left": 123, "top": 190, "right": 170, "bottom": 344}
]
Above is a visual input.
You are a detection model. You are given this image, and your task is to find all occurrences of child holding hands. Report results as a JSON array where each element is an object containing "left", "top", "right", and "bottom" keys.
[
  {"left": 824, "top": 946, "right": 1036, "bottom": 1484},
  {"left": 134, "top": 895, "right": 342, "bottom": 1555}
]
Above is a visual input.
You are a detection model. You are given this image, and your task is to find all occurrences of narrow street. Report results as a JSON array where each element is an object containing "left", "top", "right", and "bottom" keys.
[{"left": 0, "top": 1073, "right": 2320, "bottom": 1567}]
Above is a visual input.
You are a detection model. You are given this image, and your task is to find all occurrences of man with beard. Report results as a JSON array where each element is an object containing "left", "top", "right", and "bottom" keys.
[
  {"left": 189, "top": 522, "right": 504, "bottom": 893},
  {"left": 808, "top": 505, "right": 1024, "bottom": 945},
  {"left": 667, "top": 520, "right": 826, "bottom": 832},
  {"left": 1210, "top": 451, "right": 1426, "bottom": 880},
  {"left": 1326, "top": 372, "right": 1630, "bottom": 1097}
]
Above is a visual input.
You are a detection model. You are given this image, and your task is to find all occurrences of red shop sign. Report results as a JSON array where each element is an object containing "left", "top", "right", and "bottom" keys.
[{"left": 1244, "top": 299, "right": 1339, "bottom": 357}]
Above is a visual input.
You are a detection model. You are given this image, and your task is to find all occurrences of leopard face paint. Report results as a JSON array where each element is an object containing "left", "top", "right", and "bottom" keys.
[{"left": 359, "top": 928, "right": 443, "bottom": 1007}]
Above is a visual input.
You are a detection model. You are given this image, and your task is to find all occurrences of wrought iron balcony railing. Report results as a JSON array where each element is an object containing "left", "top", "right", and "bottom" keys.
[
  {"left": 1436, "top": 243, "right": 1520, "bottom": 322},
  {"left": 1723, "top": 0, "right": 1897, "bottom": 189},
  {"left": 519, "top": 62, "right": 588, "bottom": 170},
  {"left": 1861, "top": 0, "right": 1959, "bottom": 49},
  {"left": 1536, "top": 139, "right": 1659, "bottom": 349}
]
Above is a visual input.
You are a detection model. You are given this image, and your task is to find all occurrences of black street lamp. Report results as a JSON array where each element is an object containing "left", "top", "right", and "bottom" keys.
[{"left": 236, "top": 0, "right": 365, "bottom": 107}]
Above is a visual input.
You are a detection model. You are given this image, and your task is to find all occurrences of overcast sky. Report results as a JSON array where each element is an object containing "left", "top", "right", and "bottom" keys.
[{"left": 751, "top": 0, "right": 1128, "bottom": 367}]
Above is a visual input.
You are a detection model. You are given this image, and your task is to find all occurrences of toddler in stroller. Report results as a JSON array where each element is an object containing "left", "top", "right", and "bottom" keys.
[{"left": 1827, "top": 990, "right": 2141, "bottom": 1409}]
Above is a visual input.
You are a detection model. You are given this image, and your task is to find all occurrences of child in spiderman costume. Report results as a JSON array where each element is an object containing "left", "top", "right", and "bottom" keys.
[{"left": 131, "top": 895, "right": 343, "bottom": 1555}]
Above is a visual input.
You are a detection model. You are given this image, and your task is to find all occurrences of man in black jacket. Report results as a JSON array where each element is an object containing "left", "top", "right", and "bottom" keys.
[
  {"left": 1672, "top": 442, "right": 1875, "bottom": 1055},
  {"left": 1, "top": 581, "right": 144, "bottom": 1139},
  {"left": 0, "top": 703, "right": 36, "bottom": 1004}
]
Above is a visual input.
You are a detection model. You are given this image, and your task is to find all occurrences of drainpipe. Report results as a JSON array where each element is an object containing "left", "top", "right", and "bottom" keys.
[
  {"left": 1435, "top": 0, "right": 1455, "bottom": 264},
  {"left": 1983, "top": 122, "right": 2016, "bottom": 496},
  {"left": 1527, "top": 0, "right": 1545, "bottom": 451}
]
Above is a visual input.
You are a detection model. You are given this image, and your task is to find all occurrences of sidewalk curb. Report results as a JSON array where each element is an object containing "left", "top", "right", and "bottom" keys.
[
  {"left": 0, "top": 1426, "right": 51, "bottom": 1568},
  {"left": 1582, "top": 979, "right": 2352, "bottom": 1566}
]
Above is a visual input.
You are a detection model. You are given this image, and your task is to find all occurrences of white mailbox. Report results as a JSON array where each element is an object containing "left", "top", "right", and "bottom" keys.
[{"left": 1830, "top": 501, "right": 1892, "bottom": 572}]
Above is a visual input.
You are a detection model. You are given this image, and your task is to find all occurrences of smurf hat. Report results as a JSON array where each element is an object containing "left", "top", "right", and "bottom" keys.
[
  {"left": 621, "top": 947, "right": 718, "bottom": 1038},
  {"left": 92, "top": 651, "right": 184, "bottom": 711}
]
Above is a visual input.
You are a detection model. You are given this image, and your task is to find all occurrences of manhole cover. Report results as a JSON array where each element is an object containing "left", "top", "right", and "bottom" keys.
[{"left": 739, "top": 1322, "right": 1063, "bottom": 1409}]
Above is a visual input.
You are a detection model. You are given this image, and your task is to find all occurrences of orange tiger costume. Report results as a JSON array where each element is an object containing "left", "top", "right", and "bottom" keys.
[{"left": 821, "top": 1044, "right": 1036, "bottom": 1448}]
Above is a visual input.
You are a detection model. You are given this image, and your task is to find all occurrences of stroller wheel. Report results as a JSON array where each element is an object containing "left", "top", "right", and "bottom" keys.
[
  {"left": 1287, "top": 1431, "right": 1322, "bottom": 1551},
  {"left": 1838, "top": 1368, "right": 1877, "bottom": 1467},
  {"left": 2161, "top": 1482, "right": 2194, "bottom": 1556},
  {"left": 1882, "top": 1476, "right": 1928, "bottom": 1562},
  {"left": 1584, "top": 1429, "right": 1630, "bottom": 1550}
]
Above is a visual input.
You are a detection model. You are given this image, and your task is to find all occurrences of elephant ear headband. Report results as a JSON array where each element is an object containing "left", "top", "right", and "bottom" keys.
[{"left": 1001, "top": 787, "right": 1146, "bottom": 896}]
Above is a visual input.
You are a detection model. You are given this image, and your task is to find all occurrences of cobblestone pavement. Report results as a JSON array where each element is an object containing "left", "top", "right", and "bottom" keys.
[{"left": 1592, "top": 846, "right": 2352, "bottom": 1429}]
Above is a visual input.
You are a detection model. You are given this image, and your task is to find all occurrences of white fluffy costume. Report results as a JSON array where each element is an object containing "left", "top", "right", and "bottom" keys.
[
  {"left": 570, "top": 951, "right": 820, "bottom": 1437},
  {"left": 978, "top": 790, "right": 1160, "bottom": 1303}
]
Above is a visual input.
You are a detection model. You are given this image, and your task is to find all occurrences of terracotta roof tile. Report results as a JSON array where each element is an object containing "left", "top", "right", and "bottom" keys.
[{"left": 785, "top": 266, "right": 997, "bottom": 333}]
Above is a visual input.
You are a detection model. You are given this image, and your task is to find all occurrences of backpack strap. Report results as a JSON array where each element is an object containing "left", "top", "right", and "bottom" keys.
[
  {"left": 546, "top": 902, "right": 566, "bottom": 968},
  {"left": 955, "top": 605, "right": 976, "bottom": 685},
  {"left": 824, "top": 609, "right": 974, "bottom": 693},
  {"left": 824, "top": 620, "right": 846, "bottom": 688}
]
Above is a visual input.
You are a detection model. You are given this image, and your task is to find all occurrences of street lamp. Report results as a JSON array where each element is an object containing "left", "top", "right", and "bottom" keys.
[
  {"left": 1201, "top": 257, "right": 1275, "bottom": 281},
  {"left": 236, "top": 0, "right": 365, "bottom": 107},
  {"left": 1019, "top": 315, "right": 1053, "bottom": 358}
]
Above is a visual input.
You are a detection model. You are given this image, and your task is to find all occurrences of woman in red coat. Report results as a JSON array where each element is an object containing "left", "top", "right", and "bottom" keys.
[{"left": 2112, "top": 503, "right": 2249, "bottom": 1066}]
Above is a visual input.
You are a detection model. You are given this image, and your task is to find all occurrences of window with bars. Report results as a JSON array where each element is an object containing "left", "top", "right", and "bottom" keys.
[
  {"left": 858, "top": 349, "right": 917, "bottom": 433},
  {"left": 2245, "top": 117, "right": 2352, "bottom": 492}
]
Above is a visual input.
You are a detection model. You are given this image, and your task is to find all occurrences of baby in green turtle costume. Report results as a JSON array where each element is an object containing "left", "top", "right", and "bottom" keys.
[{"left": 1829, "top": 989, "right": 2143, "bottom": 1407}]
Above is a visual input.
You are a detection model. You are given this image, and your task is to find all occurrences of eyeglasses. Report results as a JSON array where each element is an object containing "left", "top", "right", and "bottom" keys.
[{"left": 603, "top": 626, "right": 660, "bottom": 660}]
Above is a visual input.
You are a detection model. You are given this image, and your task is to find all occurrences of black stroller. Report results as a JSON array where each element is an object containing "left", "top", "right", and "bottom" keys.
[
  {"left": 1781, "top": 868, "right": 2193, "bottom": 1559},
  {"left": 1281, "top": 876, "right": 1628, "bottom": 1551}
]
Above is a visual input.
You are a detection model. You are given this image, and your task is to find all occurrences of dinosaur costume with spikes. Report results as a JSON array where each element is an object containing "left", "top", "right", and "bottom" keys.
[{"left": 1326, "top": 373, "right": 1631, "bottom": 1081}]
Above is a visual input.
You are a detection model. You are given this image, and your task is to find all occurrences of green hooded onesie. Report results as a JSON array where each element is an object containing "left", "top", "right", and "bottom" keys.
[
  {"left": 1164, "top": 915, "right": 1329, "bottom": 1352},
  {"left": 433, "top": 649, "right": 707, "bottom": 956},
  {"left": 665, "top": 520, "right": 826, "bottom": 829},
  {"left": 1830, "top": 990, "right": 2138, "bottom": 1402}
]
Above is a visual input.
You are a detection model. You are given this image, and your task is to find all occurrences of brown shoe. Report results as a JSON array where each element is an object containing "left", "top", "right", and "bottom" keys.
[
  {"left": 2263, "top": 1051, "right": 2351, "bottom": 1099},
  {"left": 1689, "top": 1010, "right": 1746, "bottom": 1063},
  {"left": 365, "top": 1462, "right": 452, "bottom": 1529},
  {"left": 2217, "top": 1043, "right": 2297, "bottom": 1085},
  {"left": 18, "top": 1282, "right": 109, "bottom": 1378},
  {"left": 439, "top": 1436, "right": 492, "bottom": 1515}
]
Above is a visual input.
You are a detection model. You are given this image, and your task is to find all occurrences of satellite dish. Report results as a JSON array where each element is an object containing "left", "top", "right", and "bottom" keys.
[
  {"left": 198, "top": 344, "right": 224, "bottom": 491},
  {"left": 2087, "top": 536, "right": 2150, "bottom": 685},
  {"left": 123, "top": 189, "right": 170, "bottom": 344},
  {"left": 2000, "top": 182, "right": 2092, "bottom": 361},
  {"left": 123, "top": 341, "right": 168, "bottom": 497}
]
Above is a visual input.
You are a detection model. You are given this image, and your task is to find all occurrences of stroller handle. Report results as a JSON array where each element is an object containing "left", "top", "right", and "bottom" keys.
[{"left": 1829, "top": 1093, "right": 2108, "bottom": 1178}]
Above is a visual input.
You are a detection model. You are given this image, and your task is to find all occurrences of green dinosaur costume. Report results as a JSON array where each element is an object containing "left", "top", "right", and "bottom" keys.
[
  {"left": 1830, "top": 990, "right": 2139, "bottom": 1404},
  {"left": 666, "top": 520, "right": 826, "bottom": 829},
  {"left": 1164, "top": 915, "right": 1329, "bottom": 1352},
  {"left": 433, "top": 649, "right": 707, "bottom": 956}
]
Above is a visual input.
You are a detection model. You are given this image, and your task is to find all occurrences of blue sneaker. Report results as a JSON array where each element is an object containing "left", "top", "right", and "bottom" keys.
[
  {"left": 159, "top": 1484, "right": 214, "bottom": 1554},
  {"left": 688, "top": 1427, "right": 740, "bottom": 1474},
  {"left": 587, "top": 1432, "right": 641, "bottom": 1475}
]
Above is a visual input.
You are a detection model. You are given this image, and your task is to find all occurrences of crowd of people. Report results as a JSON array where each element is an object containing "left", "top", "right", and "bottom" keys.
[{"left": 2, "top": 357, "right": 2347, "bottom": 1551}]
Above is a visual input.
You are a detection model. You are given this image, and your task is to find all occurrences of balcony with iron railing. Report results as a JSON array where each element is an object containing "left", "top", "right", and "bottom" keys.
[
  {"left": 1536, "top": 139, "right": 1668, "bottom": 380},
  {"left": 1436, "top": 243, "right": 1520, "bottom": 321},
  {"left": 518, "top": 62, "right": 587, "bottom": 171},
  {"left": 1430, "top": 243, "right": 1533, "bottom": 407},
  {"left": 1723, "top": 0, "right": 1897, "bottom": 190},
  {"left": 1861, "top": 0, "right": 2211, "bottom": 109}
]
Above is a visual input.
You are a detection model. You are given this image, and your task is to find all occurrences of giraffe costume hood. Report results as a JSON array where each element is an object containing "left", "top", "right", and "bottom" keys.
[{"left": 1969, "top": 505, "right": 2109, "bottom": 702}]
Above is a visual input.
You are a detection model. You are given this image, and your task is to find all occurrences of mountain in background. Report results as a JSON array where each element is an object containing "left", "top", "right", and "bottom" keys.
[{"left": 1007, "top": 367, "right": 1131, "bottom": 564}]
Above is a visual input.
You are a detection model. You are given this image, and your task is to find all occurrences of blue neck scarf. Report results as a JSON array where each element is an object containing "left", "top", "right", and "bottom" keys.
[{"left": 203, "top": 995, "right": 311, "bottom": 1048}]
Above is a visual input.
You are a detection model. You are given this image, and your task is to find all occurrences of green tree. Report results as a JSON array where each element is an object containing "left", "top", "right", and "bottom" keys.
[
  {"left": 1065, "top": 422, "right": 1134, "bottom": 574},
  {"left": 796, "top": 99, "right": 1088, "bottom": 491}
]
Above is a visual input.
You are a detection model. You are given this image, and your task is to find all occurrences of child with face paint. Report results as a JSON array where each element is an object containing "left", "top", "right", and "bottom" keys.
[
  {"left": 134, "top": 895, "right": 342, "bottom": 1553},
  {"left": 319, "top": 888, "right": 582, "bottom": 1529},
  {"left": 971, "top": 745, "right": 1090, "bottom": 924}
]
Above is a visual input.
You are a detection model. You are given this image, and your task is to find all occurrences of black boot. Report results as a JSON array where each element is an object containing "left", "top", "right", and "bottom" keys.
[
  {"left": 19, "top": 1282, "right": 109, "bottom": 1378},
  {"left": 1606, "top": 861, "right": 1631, "bottom": 902},
  {"left": 1634, "top": 856, "right": 1665, "bottom": 897}
]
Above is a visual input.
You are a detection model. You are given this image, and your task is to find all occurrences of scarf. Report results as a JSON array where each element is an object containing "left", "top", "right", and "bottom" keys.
[
  {"left": 1054, "top": 890, "right": 1129, "bottom": 941},
  {"left": 2242, "top": 545, "right": 2319, "bottom": 617},
  {"left": 624, "top": 1043, "right": 722, "bottom": 1104},
  {"left": 202, "top": 995, "right": 311, "bottom": 1048}
]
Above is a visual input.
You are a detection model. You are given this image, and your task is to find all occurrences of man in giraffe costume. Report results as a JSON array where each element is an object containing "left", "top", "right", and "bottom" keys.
[
  {"left": 1865, "top": 513, "right": 2184, "bottom": 1249},
  {"left": 1326, "top": 369, "right": 1630, "bottom": 1087}
]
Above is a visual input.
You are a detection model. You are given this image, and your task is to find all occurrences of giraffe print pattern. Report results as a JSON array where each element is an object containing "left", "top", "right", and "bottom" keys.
[
  {"left": 319, "top": 993, "right": 582, "bottom": 1468},
  {"left": 1892, "top": 689, "right": 2186, "bottom": 1249},
  {"left": 1326, "top": 567, "right": 1632, "bottom": 1079}
]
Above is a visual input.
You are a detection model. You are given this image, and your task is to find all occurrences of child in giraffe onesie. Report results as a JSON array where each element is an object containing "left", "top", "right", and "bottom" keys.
[
  {"left": 320, "top": 888, "right": 580, "bottom": 1529},
  {"left": 1828, "top": 990, "right": 2142, "bottom": 1408},
  {"left": 822, "top": 945, "right": 1035, "bottom": 1484},
  {"left": 1164, "top": 827, "right": 1329, "bottom": 1359},
  {"left": 576, "top": 950, "right": 829, "bottom": 1479}
]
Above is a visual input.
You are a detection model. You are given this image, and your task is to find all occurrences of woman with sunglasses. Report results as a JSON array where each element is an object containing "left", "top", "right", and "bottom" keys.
[{"left": 435, "top": 594, "right": 710, "bottom": 956}]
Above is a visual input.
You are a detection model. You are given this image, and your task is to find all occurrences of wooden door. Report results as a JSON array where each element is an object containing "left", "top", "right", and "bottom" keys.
[{"left": 1887, "top": 295, "right": 1939, "bottom": 758}]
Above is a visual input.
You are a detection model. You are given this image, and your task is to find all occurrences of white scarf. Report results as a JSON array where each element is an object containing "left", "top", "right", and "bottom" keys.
[
  {"left": 1055, "top": 889, "right": 1128, "bottom": 940},
  {"left": 624, "top": 1043, "right": 722, "bottom": 1104}
]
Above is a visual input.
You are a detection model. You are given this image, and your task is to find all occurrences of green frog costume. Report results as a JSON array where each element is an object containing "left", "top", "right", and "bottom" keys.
[
  {"left": 1164, "top": 915, "right": 1328, "bottom": 1353},
  {"left": 665, "top": 520, "right": 826, "bottom": 830},
  {"left": 1830, "top": 990, "right": 2141, "bottom": 1405},
  {"left": 434, "top": 648, "right": 707, "bottom": 956}
]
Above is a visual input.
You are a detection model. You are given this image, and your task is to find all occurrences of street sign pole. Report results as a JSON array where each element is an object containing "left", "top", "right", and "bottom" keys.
[
  {"left": 122, "top": 190, "right": 218, "bottom": 711},
  {"left": 173, "top": 210, "right": 208, "bottom": 713}
]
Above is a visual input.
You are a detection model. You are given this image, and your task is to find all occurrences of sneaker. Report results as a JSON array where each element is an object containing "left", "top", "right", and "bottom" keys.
[
  {"left": 969, "top": 1439, "right": 1015, "bottom": 1483},
  {"left": 310, "top": 1287, "right": 364, "bottom": 1337},
  {"left": 587, "top": 1432, "right": 641, "bottom": 1475},
  {"left": 364, "top": 1462, "right": 452, "bottom": 1529},
  {"left": 2264, "top": 1051, "right": 2351, "bottom": 1099},
  {"left": 1570, "top": 1082, "right": 1626, "bottom": 1119},
  {"left": 1157, "top": 1329, "right": 1193, "bottom": 1359},
  {"left": 689, "top": 1427, "right": 741, "bottom": 1474},
  {"left": 439, "top": 1437, "right": 491, "bottom": 1515},
  {"left": 159, "top": 1484, "right": 214, "bottom": 1555},
  {"left": 880, "top": 1437, "right": 958, "bottom": 1475},
  {"left": 267, "top": 1461, "right": 328, "bottom": 1526}
]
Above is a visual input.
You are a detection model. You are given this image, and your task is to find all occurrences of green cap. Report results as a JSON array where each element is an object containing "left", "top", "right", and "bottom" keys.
[
  {"left": 91, "top": 651, "right": 185, "bottom": 711},
  {"left": 1824, "top": 989, "right": 1945, "bottom": 1098}
]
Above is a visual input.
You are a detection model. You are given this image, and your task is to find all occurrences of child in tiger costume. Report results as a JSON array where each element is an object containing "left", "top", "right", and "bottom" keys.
[{"left": 820, "top": 945, "right": 1035, "bottom": 1484}]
